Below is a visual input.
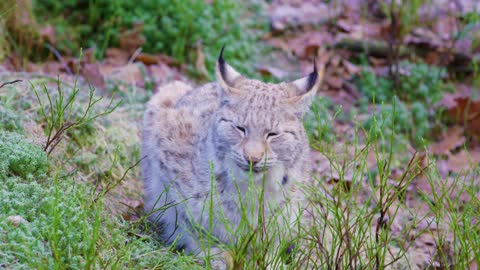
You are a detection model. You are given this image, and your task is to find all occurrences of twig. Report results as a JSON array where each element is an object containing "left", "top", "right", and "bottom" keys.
[
  {"left": 45, "top": 43, "right": 74, "bottom": 75},
  {"left": 94, "top": 157, "right": 145, "bottom": 203},
  {"left": 0, "top": 79, "right": 22, "bottom": 89},
  {"left": 128, "top": 48, "right": 143, "bottom": 65}
]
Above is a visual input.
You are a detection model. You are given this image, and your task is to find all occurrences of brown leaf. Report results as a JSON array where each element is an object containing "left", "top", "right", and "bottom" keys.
[
  {"left": 104, "top": 48, "right": 130, "bottom": 66},
  {"left": 467, "top": 113, "right": 480, "bottom": 140},
  {"left": 418, "top": 232, "right": 436, "bottom": 247},
  {"left": 121, "top": 198, "right": 143, "bottom": 210},
  {"left": 342, "top": 60, "right": 360, "bottom": 76},
  {"left": 325, "top": 75, "right": 343, "bottom": 89},
  {"left": 405, "top": 28, "right": 443, "bottom": 50},
  {"left": 291, "top": 32, "right": 333, "bottom": 59},
  {"left": 81, "top": 62, "right": 105, "bottom": 88},
  {"left": 256, "top": 65, "right": 289, "bottom": 79},
  {"left": 268, "top": 2, "right": 340, "bottom": 31},
  {"left": 135, "top": 53, "right": 159, "bottom": 65},
  {"left": 148, "top": 62, "right": 186, "bottom": 87},
  {"left": 446, "top": 97, "right": 480, "bottom": 120},
  {"left": 41, "top": 61, "right": 65, "bottom": 75},
  {"left": 6, "top": 215, "right": 27, "bottom": 227},
  {"left": 336, "top": 19, "right": 353, "bottom": 32},
  {"left": 443, "top": 96, "right": 480, "bottom": 139},
  {"left": 118, "top": 22, "right": 145, "bottom": 54},
  {"left": 264, "top": 37, "right": 290, "bottom": 51},
  {"left": 448, "top": 149, "right": 480, "bottom": 174},
  {"left": 433, "top": 15, "right": 458, "bottom": 40},
  {"left": 429, "top": 126, "right": 466, "bottom": 155},
  {"left": 103, "top": 63, "right": 144, "bottom": 87},
  {"left": 39, "top": 25, "right": 56, "bottom": 44},
  {"left": 368, "top": 57, "right": 387, "bottom": 67}
]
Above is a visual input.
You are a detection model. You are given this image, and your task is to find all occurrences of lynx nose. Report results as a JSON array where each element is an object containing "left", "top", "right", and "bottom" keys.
[
  {"left": 243, "top": 140, "right": 264, "bottom": 165},
  {"left": 244, "top": 153, "right": 262, "bottom": 164}
]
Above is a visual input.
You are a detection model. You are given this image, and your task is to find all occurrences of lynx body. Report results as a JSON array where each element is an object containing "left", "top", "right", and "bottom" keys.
[{"left": 141, "top": 49, "right": 322, "bottom": 254}]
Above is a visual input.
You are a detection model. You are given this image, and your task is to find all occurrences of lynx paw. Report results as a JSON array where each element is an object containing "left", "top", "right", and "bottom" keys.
[{"left": 197, "top": 248, "right": 233, "bottom": 270}]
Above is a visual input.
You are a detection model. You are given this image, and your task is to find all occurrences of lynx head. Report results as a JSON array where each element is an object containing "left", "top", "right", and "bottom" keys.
[{"left": 212, "top": 46, "right": 324, "bottom": 179}]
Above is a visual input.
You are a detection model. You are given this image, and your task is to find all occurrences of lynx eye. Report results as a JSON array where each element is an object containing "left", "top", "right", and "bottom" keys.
[
  {"left": 235, "top": 125, "right": 247, "bottom": 135},
  {"left": 219, "top": 118, "right": 231, "bottom": 123},
  {"left": 266, "top": 132, "right": 279, "bottom": 139}
]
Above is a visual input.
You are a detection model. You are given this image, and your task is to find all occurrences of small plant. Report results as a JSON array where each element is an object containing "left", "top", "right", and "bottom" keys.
[
  {"left": 295, "top": 115, "right": 427, "bottom": 269},
  {"left": 32, "top": 77, "right": 120, "bottom": 155}
]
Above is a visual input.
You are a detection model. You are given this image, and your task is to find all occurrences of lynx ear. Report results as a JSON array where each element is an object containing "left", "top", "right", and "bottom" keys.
[
  {"left": 216, "top": 45, "right": 246, "bottom": 97},
  {"left": 287, "top": 61, "right": 324, "bottom": 115}
]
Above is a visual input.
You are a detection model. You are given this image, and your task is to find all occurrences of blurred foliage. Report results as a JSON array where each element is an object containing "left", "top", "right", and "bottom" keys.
[
  {"left": 357, "top": 61, "right": 453, "bottom": 104},
  {"left": 32, "top": 0, "right": 265, "bottom": 78},
  {"left": 356, "top": 61, "right": 454, "bottom": 146},
  {"left": 0, "top": 0, "right": 46, "bottom": 61}
]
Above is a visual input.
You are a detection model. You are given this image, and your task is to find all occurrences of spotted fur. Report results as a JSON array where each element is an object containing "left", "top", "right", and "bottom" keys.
[{"left": 142, "top": 55, "right": 323, "bottom": 254}]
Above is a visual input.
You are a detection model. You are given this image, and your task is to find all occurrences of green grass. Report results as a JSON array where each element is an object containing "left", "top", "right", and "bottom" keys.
[{"left": 30, "top": 0, "right": 265, "bottom": 79}]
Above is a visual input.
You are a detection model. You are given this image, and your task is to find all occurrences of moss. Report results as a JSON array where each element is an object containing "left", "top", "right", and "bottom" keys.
[
  {"left": 0, "top": 130, "right": 48, "bottom": 180},
  {"left": 0, "top": 106, "right": 24, "bottom": 133}
]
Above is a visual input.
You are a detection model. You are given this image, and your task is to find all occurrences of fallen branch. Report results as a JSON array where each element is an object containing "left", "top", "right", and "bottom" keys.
[
  {"left": 0, "top": 79, "right": 22, "bottom": 89},
  {"left": 332, "top": 37, "right": 409, "bottom": 58}
]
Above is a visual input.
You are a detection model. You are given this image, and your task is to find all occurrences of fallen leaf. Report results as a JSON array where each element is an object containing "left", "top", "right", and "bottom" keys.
[
  {"left": 104, "top": 48, "right": 130, "bottom": 66},
  {"left": 135, "top": 53, "right": 159, "bottom": 65},
  {"left": 342, "top": 60, "right": 360, "bottom": 75},
  {"left": 448, "top": 149, "right": 480, "bottom": 174},
  {"left": 336, "top": 19, "right": 353, "bottom": 32},
  {"left": 256, "top": 65, "right": 289, "bottom": 79},
  {"left": 325, "top": 75, "right": 343, "bottom": 89},
  {"left": 446, "top": 97, "right": 480, "bottom": 120},
  {"left": 39, "top": 25, "right": 56, "bottom": 44},
  {"left": 268, "top": 2, "right": 341, "bottom": 32},
  {"left": 418, "top": 232, "right": 436, "bottom": 247},
  {"left": 41, "top": 61, "right": 64, "bottom": 75},
  {"left": 148, "top": 62, "right": 186, "bottom": 87},
  {"left": 82, "top": 47, "right": 96, "bottom": 64},
  {"left": 103, "top": 63, "right": 144, "bottom": 87},
  {"left": 429, "top": 126, "right": 466, "bottom": 155},
  {"left": 433, "top": 15, "right": 458, "bottom": 41},
  {"left": 81, "top": 62, "right": 105, "bottom": 88},
  {"left": 405, "top": 28, "right": 443, "bottom": 50},
  {"left": 6, "top": 215, "right": 27, "bottom": 227},
  {"left": 443, "top": 95, "right": 480, "bottom": 139},
  {"left": 288, "top": 31, "right": 333, "bottom": 59},
  {"left": 118, "top": 22, "right": 145, "bottom": 54},
  {"left": 121, "top": 198, "right": 143, "bottom": 210}
]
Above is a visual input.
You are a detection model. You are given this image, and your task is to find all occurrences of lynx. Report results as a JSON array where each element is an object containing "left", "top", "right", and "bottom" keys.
[{"left": 141, "top": 47, "right": 323, "bottom": 265}]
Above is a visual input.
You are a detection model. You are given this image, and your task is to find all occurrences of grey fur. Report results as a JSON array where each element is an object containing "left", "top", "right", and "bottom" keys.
[{"left": 142, "top": 59, "right": 323, "bottom": 254}]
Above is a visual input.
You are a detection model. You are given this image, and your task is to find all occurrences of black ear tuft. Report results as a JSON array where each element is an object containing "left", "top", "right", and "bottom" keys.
[
  {"left": 218, "top": 44, "right": 227, "bottom": 78},
  {"left": 306, "top": 59, "right": 318, "bottom": 90},
  {"left": 218, "top": 44, "right": 226, "bottom": 62}
]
